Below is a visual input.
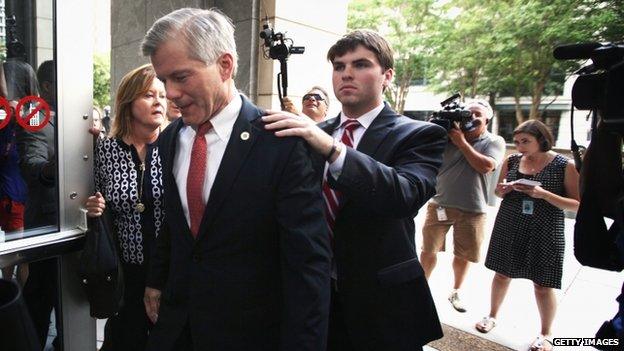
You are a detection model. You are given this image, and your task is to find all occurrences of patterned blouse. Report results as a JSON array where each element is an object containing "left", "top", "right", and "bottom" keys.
[{"left": 94, "top": 137, "right": 164, "bottom": 265}]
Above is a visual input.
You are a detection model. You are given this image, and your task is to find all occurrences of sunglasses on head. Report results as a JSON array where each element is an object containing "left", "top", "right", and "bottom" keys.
[{"left": 302, "top": 93, "right": 325, "bottom": 102}]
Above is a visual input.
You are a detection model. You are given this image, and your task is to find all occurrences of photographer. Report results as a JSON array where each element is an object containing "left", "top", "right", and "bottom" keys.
[
  {"left": 420, "top": 99, "right": 505, "bottom": 313},
  {"left": 282, "top": 86, "right": 330, "bottom": 123}
]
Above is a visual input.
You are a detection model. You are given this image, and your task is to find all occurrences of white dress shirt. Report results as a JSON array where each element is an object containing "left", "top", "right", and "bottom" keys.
[
  {"left": 173, "top": 94, "right": 243, "bottom": 227},
  {"left": 328, "top": 103, "right": 385, "bottom": 178}
]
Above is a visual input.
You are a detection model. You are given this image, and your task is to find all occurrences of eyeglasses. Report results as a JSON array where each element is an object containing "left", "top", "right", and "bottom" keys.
[{"left": 302, "top": 93, "right": 325, "bottom": 102}]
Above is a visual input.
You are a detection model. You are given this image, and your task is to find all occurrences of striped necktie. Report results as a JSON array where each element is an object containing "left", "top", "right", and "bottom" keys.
[{"left": 322, "top": 118, "right": 361, "bottom": 236}]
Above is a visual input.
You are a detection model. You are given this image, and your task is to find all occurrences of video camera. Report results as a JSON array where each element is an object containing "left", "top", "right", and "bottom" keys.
[
  {"left": 429, "top": 93, "right": 475, "bottom": 132},
  {"left": 554, "top": 42, "right": 624, "bottom": 133},
  {"left": 556, "top": 42, "right": 624, "bottom": 345},
  {"left": 259, "top": 19, "right": 305, "bottom": 108},
  {"left": 260, "top": 23, "right": 305, "bottom": 62}
]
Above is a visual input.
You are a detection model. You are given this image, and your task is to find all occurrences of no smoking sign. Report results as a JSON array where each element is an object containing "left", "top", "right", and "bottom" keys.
[{"left": 0, "top": 97, "right": 13, "bottom": 131}]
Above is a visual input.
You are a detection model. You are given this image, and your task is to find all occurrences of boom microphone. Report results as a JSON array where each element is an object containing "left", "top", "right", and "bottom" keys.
[{"left": 553, "top": 42, "right": 602, "bottom": 60}]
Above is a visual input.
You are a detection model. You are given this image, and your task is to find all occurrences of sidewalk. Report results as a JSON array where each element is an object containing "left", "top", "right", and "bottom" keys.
[
  {"left": 97, "top": 201, "right": 622, "bottom": 351},
  {"left": 419, "top": 200, "right": 622, "bottom": 351}
]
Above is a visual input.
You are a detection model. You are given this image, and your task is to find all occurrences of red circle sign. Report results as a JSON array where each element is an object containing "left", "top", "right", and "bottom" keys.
[
  {"left": 16, "top": 96, "right": 51, "bottom": 132},
  {"left": 0, "top": 97, "right": 13, "bottom": 131}
]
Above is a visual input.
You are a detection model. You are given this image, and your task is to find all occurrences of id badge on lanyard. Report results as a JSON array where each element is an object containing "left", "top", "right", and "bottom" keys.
[
  {"left": 436, "top": 206, "right": 448, "bottom": 221},
  {"left": 522, "top": 200, "right": 534, "bottom": 215}
]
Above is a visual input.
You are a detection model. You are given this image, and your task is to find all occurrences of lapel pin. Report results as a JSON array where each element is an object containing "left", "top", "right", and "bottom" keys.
[{"left": 240, "top": 131, "right": 250, "bottom": 140}]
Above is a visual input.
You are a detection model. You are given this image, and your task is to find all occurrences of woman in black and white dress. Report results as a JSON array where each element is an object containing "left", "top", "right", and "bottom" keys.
[
  {"left": 85, "top": 64, "right": 166, "bottom": 351},
  {"left": 475, "top": 120, "right": 580, "bottom": 351}
]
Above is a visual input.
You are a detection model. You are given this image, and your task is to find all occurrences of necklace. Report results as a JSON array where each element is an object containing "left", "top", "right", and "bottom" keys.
[
  {"left": 525, "top": 154, "right": 548, "bottom": 173},
  {"left": 135, "top": 162, "right": 146, "bottom": 213}
]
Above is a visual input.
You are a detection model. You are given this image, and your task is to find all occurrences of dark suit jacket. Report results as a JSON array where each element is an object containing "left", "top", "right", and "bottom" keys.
[
  {"left": 146, "top": 96, "right": 331, "bottom": 351},
  {"left": 319, "top": 104, "right": 446, "bottom": 350}
]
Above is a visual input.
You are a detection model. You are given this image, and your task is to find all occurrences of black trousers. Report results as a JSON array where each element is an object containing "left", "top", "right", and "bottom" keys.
[
  {"left": 328, "top": 284, "right": 424, "bottom": 351},
  {"left": 101, "top": 263, "right": 152, "bottom": 351},
  {"left": 172, "top": 321, "right": 193, "bottom": 350},
  {"left": 328, "top": 283, "right": 356, "bottom": 351}
]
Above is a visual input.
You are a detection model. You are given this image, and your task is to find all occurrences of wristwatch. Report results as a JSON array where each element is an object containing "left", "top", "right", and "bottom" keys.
[{"left": 325, "top": 139, "right": 343, "bottom": 161}]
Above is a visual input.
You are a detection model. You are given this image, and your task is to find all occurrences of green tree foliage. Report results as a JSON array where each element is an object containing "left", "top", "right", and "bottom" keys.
[
  {"left": 93, "top": 54, "right": 110, "bottom": 108},
  {"left": 348, "top": 0, "right": 624, "bottom": 122},
  {"left": 348, "top": 0, "right": 435, "bottom": 114}
]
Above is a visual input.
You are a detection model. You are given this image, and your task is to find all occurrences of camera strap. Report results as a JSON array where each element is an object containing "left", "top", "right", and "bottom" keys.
[{"left": 569, "top": 103, "right": 584, "bottom": 172}]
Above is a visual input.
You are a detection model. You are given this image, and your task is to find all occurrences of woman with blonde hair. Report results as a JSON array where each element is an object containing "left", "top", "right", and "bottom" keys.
[{"left": 85, "top": 64, "right": 167, "bottom": 350}]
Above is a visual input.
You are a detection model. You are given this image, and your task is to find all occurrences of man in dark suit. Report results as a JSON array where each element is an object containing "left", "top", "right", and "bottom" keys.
[
  {"left": 140, "top": 8, "right": 330, "bottom": 351},
  {"left": 264, "top": 29, "right": 446, "bottom": 350}
]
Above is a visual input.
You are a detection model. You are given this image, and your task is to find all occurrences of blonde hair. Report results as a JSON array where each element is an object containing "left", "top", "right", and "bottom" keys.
[{"left": 109, "top": 64, "right": 158, "bottom": 139}]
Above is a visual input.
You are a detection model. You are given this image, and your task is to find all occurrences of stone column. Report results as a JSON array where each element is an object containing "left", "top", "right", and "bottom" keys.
[
  {"left": 255, "top": 0, "right": 348, "bottom": 113},
  {"left": 111, "top": 0, "right": 348, "bottom": 112}
]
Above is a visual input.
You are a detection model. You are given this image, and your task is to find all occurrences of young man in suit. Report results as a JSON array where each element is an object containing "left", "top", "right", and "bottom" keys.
[
  {"left": 264, "top": 30, "right": 446, "bottom": 351},
  {"left": 140, "top": 8, "right": 331, "bottom": 351}
]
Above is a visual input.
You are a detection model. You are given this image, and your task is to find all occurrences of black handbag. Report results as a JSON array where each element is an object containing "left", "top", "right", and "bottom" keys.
[{"left": 78, "top": 209, "right": 125, "bottom": 318}]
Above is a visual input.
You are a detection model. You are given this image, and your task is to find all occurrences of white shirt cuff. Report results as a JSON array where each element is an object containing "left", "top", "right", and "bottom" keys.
[{"left": 328, "top": 142, "right": 347, "bottom": 178}]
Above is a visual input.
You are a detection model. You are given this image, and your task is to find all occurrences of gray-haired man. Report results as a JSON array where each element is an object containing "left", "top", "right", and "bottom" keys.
[
  {"left": 420, "top": 99, "right": 505, "bottom": 312},
  {"left": 141, "top": 8, "right": 330, "bottom": 351}
]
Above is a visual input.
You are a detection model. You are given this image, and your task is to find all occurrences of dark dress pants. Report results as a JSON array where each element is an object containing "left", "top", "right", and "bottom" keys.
[
  {"left": 328, "top": 283, "right": 356, "bottom": 351},
  {"left": 328, "top": 282, "right": 424, "bottom": 351}
]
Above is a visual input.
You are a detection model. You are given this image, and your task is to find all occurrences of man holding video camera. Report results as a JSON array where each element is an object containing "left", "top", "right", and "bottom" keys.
[{"left": 420, "top": 99, "right": 505, "bottom": 312}]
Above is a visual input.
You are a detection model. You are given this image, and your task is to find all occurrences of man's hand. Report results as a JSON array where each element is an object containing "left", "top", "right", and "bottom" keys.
[
  {"left": 41, "top": 160, "right": 56, "bottom": 181},
  {"left": 263, "top": 110, "right": 336, "bottom": 161},
  {"left": 144, "top": 287, "right": 162, "bottom": 324},
  {"left": 448, "top": 123, "right": 468, "bottom": 147},
  {"left": 282, "top": 97, "right": 301, "bottom": 116}
]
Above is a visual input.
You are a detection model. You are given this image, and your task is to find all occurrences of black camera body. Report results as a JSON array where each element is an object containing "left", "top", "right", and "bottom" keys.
[
  {"left": 259, "top": 24, "right": 305, "bottom": 62},
  {"left": 430, "top": 93, "right": 475, "bottom": 132},
  {"left": 259, "top": 20, "right": 305, "bottom": 105},
  {"left": 554, "top": 42, "right": 624, "bottom": 133}
]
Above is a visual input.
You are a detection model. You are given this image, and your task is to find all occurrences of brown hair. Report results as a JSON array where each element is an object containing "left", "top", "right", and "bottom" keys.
[
  {"left": 327, "top": 29, "right": 394, "bottom": 71},
  {"left": 110, "top": 64, "right": 157, "bottom": 139},
  {"left": 513, "top": 119, "right": 554, "bottom": 151}
]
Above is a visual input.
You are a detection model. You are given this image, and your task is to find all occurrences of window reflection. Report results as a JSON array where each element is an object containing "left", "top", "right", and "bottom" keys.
[
  {"left": 0, "top": 1, "right": 57, "bottom": 243},
  {"left": 0, "top": 2, "right": 62, "bottom": 350}
]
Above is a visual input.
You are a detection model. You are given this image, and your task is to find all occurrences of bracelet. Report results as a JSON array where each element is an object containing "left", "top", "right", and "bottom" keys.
[{"left": 325, "top": 140, "right": 339, "bottom": 160}]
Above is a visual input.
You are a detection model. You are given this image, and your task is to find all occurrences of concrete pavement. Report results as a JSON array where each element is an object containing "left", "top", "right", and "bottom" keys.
[
  {"left": 419, "top": 199, "right": 622, "bottom": 351},
  {"left": 96, "top": 200, "right": 622, "bottom": 351}
]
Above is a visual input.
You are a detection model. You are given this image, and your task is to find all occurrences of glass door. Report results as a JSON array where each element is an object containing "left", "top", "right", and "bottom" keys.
[{"left": 0, "top": 0, "right": 96, "bottom": 350}]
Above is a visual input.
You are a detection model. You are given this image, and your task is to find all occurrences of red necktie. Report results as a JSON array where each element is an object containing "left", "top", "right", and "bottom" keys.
[
  {"left": 186, "top": 121, "right": 212, "bottom": 238},
  {"left": 323, "top": 119, "right": 360, "bottom": 236}
]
